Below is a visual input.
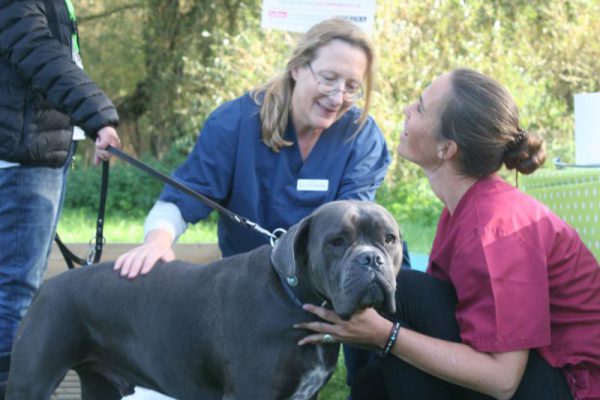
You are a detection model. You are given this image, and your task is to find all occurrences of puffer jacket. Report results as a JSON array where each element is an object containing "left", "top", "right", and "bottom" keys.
[{"left": 0, "top": 0, "right": 119, "bottom": 167}]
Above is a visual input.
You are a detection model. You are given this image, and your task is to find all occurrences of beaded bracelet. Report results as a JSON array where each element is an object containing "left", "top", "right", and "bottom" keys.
[{"left": 381, "top": 321, "right": 401, "bottom": 356}]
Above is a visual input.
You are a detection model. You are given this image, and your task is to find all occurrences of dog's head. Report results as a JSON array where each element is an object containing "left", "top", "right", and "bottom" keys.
[{"left": 271, "top": 200, "right": 402, "bottom": 320}]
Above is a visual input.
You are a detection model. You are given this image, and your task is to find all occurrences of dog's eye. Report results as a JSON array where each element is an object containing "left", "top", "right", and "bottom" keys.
[
  {"left": 329, "top": 237, "right": 345, "bottom": 247},
  {"left": 385, "top": 234, "right": 396, "bottom": 245}
]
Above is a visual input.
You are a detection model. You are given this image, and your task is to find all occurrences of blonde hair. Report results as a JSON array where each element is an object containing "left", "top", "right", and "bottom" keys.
[{"left": 251, "top": 18, "right": 375, "bottom": 152}]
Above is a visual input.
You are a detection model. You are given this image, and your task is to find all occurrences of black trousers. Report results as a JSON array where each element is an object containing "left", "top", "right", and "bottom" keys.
[
  {"left": 344, "top": 242, "right": 414, "bottom": 386},
  {"left": 351, "top": 270, "right": 573, "bottom": 400}
]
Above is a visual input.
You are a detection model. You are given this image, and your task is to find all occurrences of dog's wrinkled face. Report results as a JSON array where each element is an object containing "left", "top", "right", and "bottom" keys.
[{"left": 271, "top": 200, "right": 403, "bottom": 320}]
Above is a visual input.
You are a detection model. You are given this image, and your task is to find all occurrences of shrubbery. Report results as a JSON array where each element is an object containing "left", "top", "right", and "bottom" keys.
[
  {"left": 65, "top": 141, "right": 441, "bottom": 228},
  {"left": 72, "top": 1, "right": 600, "bottom": 227},
  {"left": 65, "top": 143, "right": 188, "bottom": 218},
  {"left": 377, "top": 177, "right": 443, "bottom": 227}
]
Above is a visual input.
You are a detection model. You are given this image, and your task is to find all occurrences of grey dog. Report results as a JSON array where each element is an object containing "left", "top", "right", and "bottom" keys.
[{"left": 6, "top": 200, "right": 402, "bottom": 399}]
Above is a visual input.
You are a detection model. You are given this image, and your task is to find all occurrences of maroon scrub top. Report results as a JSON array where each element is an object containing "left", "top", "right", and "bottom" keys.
[{"left": 429, "top": 175, "right": 600, "bottom": 400}]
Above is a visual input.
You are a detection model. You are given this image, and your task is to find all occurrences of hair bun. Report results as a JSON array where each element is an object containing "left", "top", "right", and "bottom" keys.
[
  {"left": 503, "top": 130, "right": 546, "bottom": 174},
  {"left": 505, "top": 128, "right": 527, "bottom": 153}
]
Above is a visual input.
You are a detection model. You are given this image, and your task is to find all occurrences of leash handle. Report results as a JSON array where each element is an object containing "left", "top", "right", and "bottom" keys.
[
  {"left": 55, "top": 159, "right": 109, "bottom": 268},
  {"left": 55, "top": 233, "right": 86, "bottom": 269},
  {"left": 90, "top": 160, "right": 109, "bottom": 263},
  {"left": 106, "top": 146, "right": 283, "bottom": 242}
]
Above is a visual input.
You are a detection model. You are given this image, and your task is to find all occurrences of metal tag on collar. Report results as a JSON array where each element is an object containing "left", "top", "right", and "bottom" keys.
[{"left": 286, "top": 275, "right": 298, "bottom": 287}]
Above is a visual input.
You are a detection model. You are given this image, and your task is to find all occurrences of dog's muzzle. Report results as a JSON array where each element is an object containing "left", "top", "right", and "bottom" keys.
[{"left": 333, "top": 249, "right": 396, "bottom": 320}]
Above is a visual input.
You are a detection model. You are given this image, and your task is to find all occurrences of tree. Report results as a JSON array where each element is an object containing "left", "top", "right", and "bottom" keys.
[
  {"left": 77, "top": 0, "right": 600, "bottom": 167},
  {"left": 78, "top": 0, "right": 260, "bottom": 158}
]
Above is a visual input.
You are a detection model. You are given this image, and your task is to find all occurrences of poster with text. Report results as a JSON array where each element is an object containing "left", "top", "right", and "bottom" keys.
[{"left": 261, "top": 0, "right": 376, "bottom": 34}]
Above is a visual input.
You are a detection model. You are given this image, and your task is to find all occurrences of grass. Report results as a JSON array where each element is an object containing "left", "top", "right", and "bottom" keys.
[
  {"left": 57, "top": 209, "right": 437, "bottom": 252},
  {"left": 397, "top": 219, "right": 436, "bottom": 254},
  {"left": 320, "top": 352, "right": 350, "bottom": 400},
  {"left": 56, "top": 209, "right": 218, "bottom": 243},
  {"left": 56, "top": 208, "right": 436, "bottom": 399}
]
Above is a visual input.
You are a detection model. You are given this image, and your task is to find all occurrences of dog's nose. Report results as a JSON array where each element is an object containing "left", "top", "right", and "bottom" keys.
[{"left": 358, "top": 252, "right": 384, "bottom": 268}]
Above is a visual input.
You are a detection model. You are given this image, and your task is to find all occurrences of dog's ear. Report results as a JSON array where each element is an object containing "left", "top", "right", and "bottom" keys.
[{"left": 270, "top": 216, "right": 310, "bottom": 285}]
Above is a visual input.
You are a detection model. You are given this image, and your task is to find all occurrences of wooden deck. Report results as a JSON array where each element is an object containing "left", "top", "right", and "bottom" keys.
[
  {"left": 46, "top": 242, "right": 221, "bottom": 279},
  {"left": 46, "top": 242, "right": 220, "bottom": 400}
]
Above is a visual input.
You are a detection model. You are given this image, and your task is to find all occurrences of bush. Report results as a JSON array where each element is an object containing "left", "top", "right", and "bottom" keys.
[
  {"left": 376, "top": 176, "right": 443, "bottom": 227},
  {"left": 72, "top": 1, "right": 600, "bottom": 232},
  {"left": 65, "top": 144, "right": 189, "bottom": 219}
]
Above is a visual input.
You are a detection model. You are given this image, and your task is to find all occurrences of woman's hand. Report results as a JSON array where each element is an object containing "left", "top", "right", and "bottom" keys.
[
  {"left": 294, "top": 304, "right": 393, "bottom": 350},
  {"left": 296, "top": 304, "right": 528, "bottom": 399},
  {"left": 114, "top": 229, "right": 176, "bottom": 279}
]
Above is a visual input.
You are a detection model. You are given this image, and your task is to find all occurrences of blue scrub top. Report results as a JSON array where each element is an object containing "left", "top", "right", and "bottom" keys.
[{"left": 160, "top": 93, "right": 391, "bottom": 257}]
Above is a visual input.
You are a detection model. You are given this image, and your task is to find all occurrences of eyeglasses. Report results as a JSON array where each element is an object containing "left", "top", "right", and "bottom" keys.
[{"left": 307, "top": 64, "right": 364, "bottom": 102}]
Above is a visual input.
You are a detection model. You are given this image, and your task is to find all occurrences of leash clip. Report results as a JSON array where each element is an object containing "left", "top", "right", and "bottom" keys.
[
  {"left": 242, "top": 219, "right": 286, "bottom": 246},
  {"left": 269, "top": 228, "right": 287, "bottom": 247},
  {"left": 86, "top": 236, "right": 105, "bottom": 265}
]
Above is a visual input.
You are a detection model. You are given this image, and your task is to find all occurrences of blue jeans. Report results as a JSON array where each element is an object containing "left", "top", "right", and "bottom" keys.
[{"left": 0, "top": 146, "right": 74, "bottom": 359}]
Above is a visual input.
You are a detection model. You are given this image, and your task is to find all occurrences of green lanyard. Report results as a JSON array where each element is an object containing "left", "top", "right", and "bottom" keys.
[{"left": 64, "top": 0, "right": 79, "bottom": 54}]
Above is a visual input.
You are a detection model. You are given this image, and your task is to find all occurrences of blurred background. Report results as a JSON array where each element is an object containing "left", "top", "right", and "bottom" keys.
[{"left": 62, "top": 0, "right": 600, "bottom": 254}]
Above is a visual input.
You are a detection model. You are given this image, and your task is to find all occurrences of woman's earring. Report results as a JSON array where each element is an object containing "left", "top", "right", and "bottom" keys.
[
  {"left": 438, "top": 146, "right": 447, "bottom": 159},
  {"left": 438, "top": 142, "right": 455, "bottom": 160}
]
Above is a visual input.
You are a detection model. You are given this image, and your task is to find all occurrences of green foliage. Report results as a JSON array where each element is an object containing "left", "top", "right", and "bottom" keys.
[
  {"left": 78, "top": 1, "right": 600, "bottom": 165},
  {"left": 319, "top": 354, "right": 350, "bottom": 400},
  {"left": 58, "top": 208, "right": 217, "bottom": 243},
  {"left": 65, "top": 142, "right": 189, "bottom": 218},
  {"left": 171, "top": 0, "right": 600, "bottom": 189},
  {"left": 69, "top": 0, "right": 600, "bottom": 253},
  {"left": 77, "top": 0, "right": 146, "bottom": 98},
  {"left": 377, "top": 175, "right": 444, "bottom": 227},
  {"left": 175, "top": 19, "right": 296, "bottom": 140}
]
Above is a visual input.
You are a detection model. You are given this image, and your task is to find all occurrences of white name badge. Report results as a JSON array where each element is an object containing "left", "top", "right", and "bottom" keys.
[{"left": 297, "top": 179, "right": 329, "bottom": 192}]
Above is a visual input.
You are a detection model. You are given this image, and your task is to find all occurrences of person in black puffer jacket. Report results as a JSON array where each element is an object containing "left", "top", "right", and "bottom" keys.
[{"left": 0, "top": 0, "right": 121, "bottom": 394}]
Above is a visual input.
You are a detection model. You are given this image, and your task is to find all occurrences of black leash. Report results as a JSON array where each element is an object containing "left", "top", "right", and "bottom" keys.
[
  {"left": 105, "top": 146, "right": 283, "bottom": 243},
  {"left": 54, "top": 160, "right": 109, "bottom": 269},
  {"left": 54, "top": 147, "right": 285, "bottom": 269}
]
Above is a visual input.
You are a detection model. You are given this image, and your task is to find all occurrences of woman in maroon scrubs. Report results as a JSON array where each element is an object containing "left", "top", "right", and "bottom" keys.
[{"left": 296, "top": 68, "right": 600, "bottom": 400}]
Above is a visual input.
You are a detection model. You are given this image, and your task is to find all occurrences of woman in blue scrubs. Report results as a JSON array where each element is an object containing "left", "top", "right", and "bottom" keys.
[
  {"left": 115, "top": 17, "right": 401, "bottom": 274},
  {"left": 115, "top": 18, "right": 408, "bottom": 394}
]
